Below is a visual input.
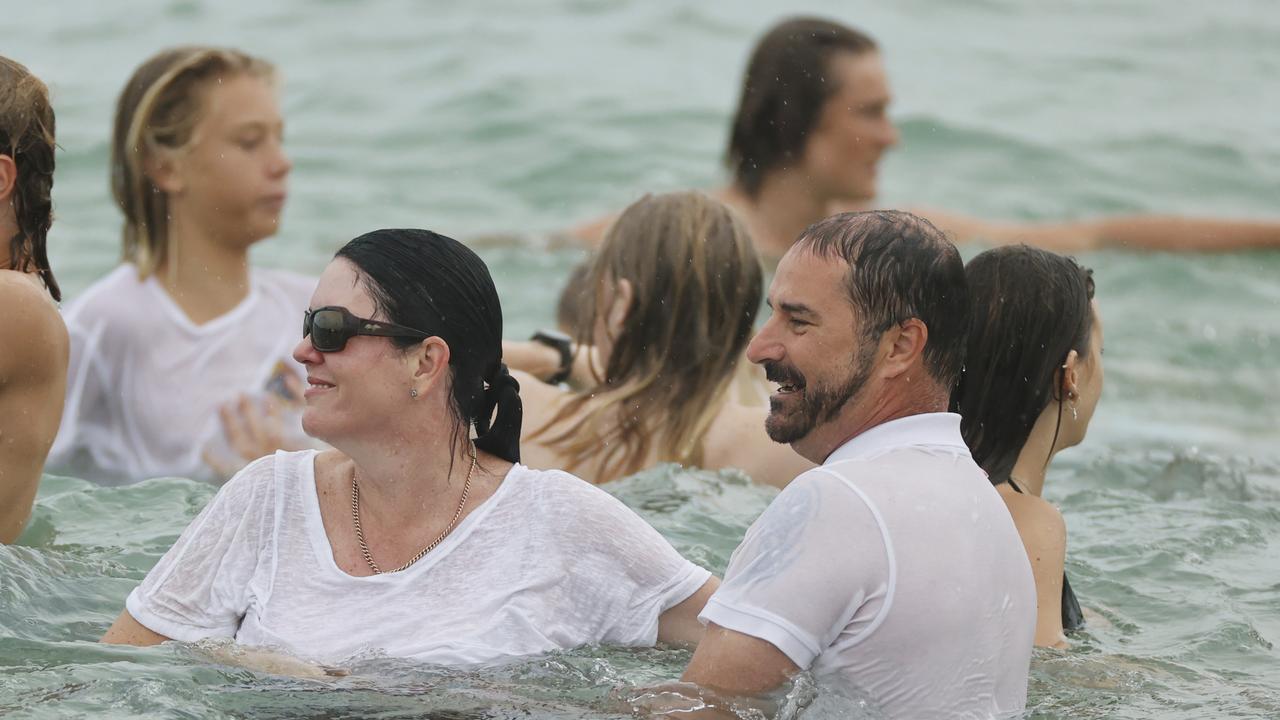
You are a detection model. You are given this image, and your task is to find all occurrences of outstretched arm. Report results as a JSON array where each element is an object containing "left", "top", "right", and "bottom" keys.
[{"left": 915, "top": 207, "right": 1280, "bottom": 253}]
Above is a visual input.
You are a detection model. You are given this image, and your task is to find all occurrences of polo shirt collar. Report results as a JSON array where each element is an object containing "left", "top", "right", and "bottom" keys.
[{"left": 824, "top": 412, "right": 970, "bottom": 465}]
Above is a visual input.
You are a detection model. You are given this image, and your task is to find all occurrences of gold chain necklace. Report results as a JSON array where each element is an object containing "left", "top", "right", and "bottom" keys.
[{"left": 351, "top": 443, "right": 476, "bottom": 575}]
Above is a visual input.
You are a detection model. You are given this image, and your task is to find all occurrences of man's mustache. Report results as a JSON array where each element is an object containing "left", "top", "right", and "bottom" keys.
[{"left": 763, "top": 361, "right": 806, "bottom": 388}]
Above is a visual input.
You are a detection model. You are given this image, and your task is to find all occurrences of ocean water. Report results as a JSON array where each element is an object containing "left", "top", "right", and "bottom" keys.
[{"left": 3, "top": 0, "right": 1280, "bottom": 717}]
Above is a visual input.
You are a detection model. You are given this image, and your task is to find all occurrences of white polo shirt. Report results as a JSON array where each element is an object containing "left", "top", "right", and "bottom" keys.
[{"left": 700, "top": 413, "right": 1036, "bottom": 720}]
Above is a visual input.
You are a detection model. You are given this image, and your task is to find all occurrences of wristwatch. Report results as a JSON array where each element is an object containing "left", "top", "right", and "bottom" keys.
[{"left": 530, "top": 329, "right": 574, "bottom": 385}]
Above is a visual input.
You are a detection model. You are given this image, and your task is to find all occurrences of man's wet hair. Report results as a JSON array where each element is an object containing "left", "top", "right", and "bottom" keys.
[
  {"left": 726, "top": 17, "right": 878, "bottom": 198},
  {"left": 794, "top": 210, "right": 969, "bottom": 389}
]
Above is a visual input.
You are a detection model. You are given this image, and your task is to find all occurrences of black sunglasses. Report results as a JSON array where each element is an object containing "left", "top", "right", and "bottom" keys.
[{"left": 303, "top": 306, "right": 429, "bottom": 353}]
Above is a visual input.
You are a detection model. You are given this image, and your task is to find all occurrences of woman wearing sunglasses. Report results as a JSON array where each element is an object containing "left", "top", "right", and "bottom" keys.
[
  {"left": 101, "top": 228, "right": 717, "bottom": 667},
  {"left": 47, "top": 47, "right": 309, "bottom": 483},
  {"left": 950, "top": 244, "right": 1103, "bottom": 648}
]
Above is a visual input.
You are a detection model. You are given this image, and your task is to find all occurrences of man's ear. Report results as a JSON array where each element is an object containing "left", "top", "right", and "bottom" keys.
[
  {"left": 408, "top": 336, "right": 453, "bottom": 397},
  {"left": 880, "top": 318, "right": 928, "bottom": 380},
  {"left": 1058, "top": 349, "right": 1080, "bottom": 401},
  {"left": 0, "top": 154, "right": 16, "bottom": 205},
  {"left": 605, "top": 277, "right": 634, "bottom": 340}
]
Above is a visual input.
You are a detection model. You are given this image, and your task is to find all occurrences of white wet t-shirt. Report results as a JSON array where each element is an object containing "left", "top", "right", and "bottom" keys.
[
  {"left": 700, "top": 413, "right": 1036, "bottom": 720},
  {"left": 126, "top": 450, "right": 711, "bottom": 666},
  {"left": 47, "top": 264, "right": 314, "bottom": 482}
]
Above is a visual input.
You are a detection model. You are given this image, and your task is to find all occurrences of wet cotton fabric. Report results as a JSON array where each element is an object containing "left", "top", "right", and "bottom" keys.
[
  {"left": 700, "top": 413, "right": 1036, "bottom": 720},
  {"left": 47, "top": 265, "right": 314, "bottom": 482},
  {"left": 126, "top": 450, "right": 710, "bottom": 665}
]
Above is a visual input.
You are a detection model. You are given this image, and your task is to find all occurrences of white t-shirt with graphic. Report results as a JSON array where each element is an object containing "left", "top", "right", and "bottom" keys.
[
  {"left": 700, "top": 413, "right": 1036, "bottom": 720},
  {"left": 47, "top": 264, "right": 314, "bottom": 482},
  {"left": 126, "top": 450, "right": 712, "bottom": 666}
]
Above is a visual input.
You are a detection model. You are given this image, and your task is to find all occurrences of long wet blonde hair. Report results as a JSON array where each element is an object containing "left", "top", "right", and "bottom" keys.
[
  {"left": 534, "top": 191, "right": 763, "bottom": 479},
  {"left": 110, "top": 47, "right": 275, "bottom": 278}
]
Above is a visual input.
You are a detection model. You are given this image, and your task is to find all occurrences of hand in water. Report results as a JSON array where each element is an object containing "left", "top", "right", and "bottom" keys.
[
  {"left": 204, "top": 373, "right": 305, "bottom": 480},
  {"left": 195, "top": 641, "right": 349, "bottom": 679}
]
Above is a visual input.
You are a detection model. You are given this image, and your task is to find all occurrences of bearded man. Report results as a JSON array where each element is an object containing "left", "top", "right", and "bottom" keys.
[{"left": 681, "top": 210, "right": 1036, "bottom": 719}]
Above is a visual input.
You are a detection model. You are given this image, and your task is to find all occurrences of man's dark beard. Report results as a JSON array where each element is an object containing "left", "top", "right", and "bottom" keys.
[{"left": 764, "top": 348, "right": 875, "bottom": 444}]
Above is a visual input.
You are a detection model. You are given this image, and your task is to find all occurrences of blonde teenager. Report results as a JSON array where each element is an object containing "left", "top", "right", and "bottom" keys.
[
  {"left": 0, "top": 56, "right": 67, "bottom": 542},
  {"left": 48, "top": 47, "right": 310, "bottom": 483},
  {"left": 513, "top": 191, "right": 812, "bottom": 487}
]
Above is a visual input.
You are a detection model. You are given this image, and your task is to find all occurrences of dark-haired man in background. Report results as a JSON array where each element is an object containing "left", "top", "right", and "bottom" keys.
[
  {"left": 681, "top": 211, "right": 1036, "bottom": 718},
  {"left": 576, "top": 17, "right": 1280, "bottom": 262}
]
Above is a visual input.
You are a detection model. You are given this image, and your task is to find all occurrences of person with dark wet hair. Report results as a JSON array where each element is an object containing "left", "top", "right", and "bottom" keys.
[
  {"left": 574, "top": 16, "right": 1280, "bottom": 261},
  {"left": 101, "top": 228, "right": 716, "bottom": 666},
  {"left": 681, "top": 211, "right": 1035, "bottom": 718},
  {"left": 0, "top": 55, "right": 67, "bottom": 544},
  {"left": 951, "top": 244, "right": 1103, "bottom": 647}
]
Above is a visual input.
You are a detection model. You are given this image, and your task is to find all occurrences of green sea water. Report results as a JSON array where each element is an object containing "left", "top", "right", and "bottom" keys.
[{"left": 3, "top": 0, "right": 1280, "bottom": 717}]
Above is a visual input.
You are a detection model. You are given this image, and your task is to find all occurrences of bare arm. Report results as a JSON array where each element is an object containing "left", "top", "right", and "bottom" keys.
[
  {"left": 101, "top": 609, "right": 171, "bottom": 646},
  {"left": 682, "top": 622, "right": 799, "bottom": 696},
  {"left": 502, "top": 339, "right": 601, "bottom": 391},
  {"left": 564, "top": 213, "right": 617, "bottom": 249},
  {"left": 914, "top": 207, "right": 1280, "bottom": 253},
  {"left": 657, "top": 577, "right": 719, "bottom": 648},
  {"left": 0, "top": 278, "right": 68, "bottom": 543},
  {"left": 1005, "top": 493, "right": 1069, "bottom": 648}
]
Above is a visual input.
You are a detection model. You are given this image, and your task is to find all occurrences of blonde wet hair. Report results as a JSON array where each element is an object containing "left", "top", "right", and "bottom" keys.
[
  {"left": 534, "top": 191, "right": 763, "bottom": 479},
  {"left": 110, "top": 46, "right": 275, "bottom": 278}
]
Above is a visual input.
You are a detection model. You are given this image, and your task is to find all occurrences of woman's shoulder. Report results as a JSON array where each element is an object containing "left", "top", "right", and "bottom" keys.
[
  {"left": 502, "top": 463, "right": 628, "bottom": 515},
  {"left": 221, "top": 449, "right": 317, "bottom": 503},
  {"left": 700, "top": 401, "right": 814, "bottom": 488},
  {"left": 1000, "top": 488, "right": 1067, "bottom": 549}
]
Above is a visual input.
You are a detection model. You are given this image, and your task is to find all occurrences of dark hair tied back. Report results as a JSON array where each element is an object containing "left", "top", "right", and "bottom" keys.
[
  {"left": 336, "top": 229, "right": 522, "bottom": 463},
  {"left": 950, "top": 244, "right": 1095, "bottom": 484}
]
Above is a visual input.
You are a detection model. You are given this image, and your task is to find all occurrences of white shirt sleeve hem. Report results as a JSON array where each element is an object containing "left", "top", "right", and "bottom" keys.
[
  {"left": 125, "top": 587, "right": 239, "bottom": 643},
  {"left": 698, "top": 595, "right": 819, "bottom": 670}
]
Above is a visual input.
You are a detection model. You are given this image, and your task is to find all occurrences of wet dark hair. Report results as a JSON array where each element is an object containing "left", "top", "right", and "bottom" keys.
[
  {"left": 1, "top": 56, "right": 60, "bottom": 301},
  {"left": 727, "top": 17, "right": 878, "bottom": 198},
  {"left": 950, "top": 244, "right": 1096, "bottom": 484},
  {"left": 795, "top": 210, "right": 969, "bottom": 389},
  {"left": 335, "top": 229, "right": 522, "bottom": 463}
]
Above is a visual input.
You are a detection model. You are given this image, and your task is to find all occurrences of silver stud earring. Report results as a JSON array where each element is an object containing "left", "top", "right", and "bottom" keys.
[{"left": 409, "top": 388, "right": 419, "bottom": 398}]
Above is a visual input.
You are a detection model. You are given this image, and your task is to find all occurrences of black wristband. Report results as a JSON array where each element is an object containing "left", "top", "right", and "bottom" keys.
[{"left": 530, "top": 329, "right": 574, "bottom": 385}]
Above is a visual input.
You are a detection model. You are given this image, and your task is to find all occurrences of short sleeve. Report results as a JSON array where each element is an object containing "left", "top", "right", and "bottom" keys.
[
  {"left": 547, "top": 474, "right": 712, "bottom": 646},
  {"left": 699, "top": 469, "right": 892, "bottom": 669},
  {"left": 125, "top": 455, "right": 279, "bottom": 641}
]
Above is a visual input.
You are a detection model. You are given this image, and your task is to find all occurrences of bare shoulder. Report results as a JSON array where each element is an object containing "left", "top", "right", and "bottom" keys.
[
  {"left": 512, "top": 369, "right": 571, "bottom": 428},
  {"left": 0, "top": 272, "right": 68, "bottom": 378},
  {"left": 703, "top": 402, "right": 813, "bottom": 488},
  {"left": 1001, "top": 489, "right": 1067, "bottom": 551}
]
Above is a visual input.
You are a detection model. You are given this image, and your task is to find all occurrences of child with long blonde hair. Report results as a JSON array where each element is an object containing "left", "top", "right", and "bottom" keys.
[
  {"left": 515, "top": 191, "right": 811, "bottom": 486},
  {"left": 49, "top": 47, "right": 311, "bottom": 482}
]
